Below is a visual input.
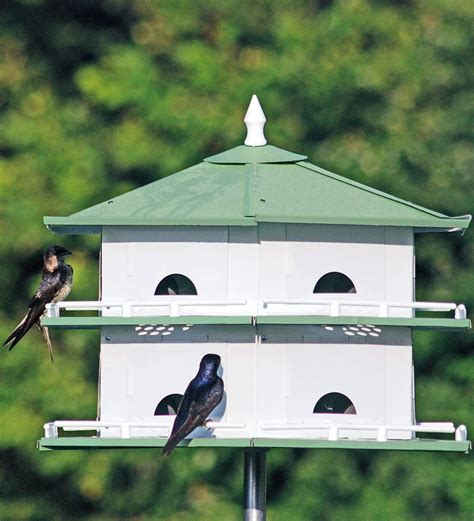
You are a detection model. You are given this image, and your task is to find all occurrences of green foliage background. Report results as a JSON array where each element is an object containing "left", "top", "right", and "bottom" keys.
[{"left": 0, "top": 0, "right": 472, "bottom": 519}]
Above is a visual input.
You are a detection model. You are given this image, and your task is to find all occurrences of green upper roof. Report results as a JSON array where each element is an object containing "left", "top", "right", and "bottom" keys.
[
  {"left": 44, "top": 144, "right": 471, "bottom": 234},
  {"left": 204, "top": 144, "right": 307, "bottom": 163}
]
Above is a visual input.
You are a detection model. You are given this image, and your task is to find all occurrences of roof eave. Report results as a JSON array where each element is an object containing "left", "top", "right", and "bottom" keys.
[
  {"left": 43, "top": 216, "right": 258, "bottom": 234},
  {"left": 255, "top": 215, "right": 471, "bottom": 230},
  {"left": 44, "top": 214, "right": 471, "bottom": 235}
]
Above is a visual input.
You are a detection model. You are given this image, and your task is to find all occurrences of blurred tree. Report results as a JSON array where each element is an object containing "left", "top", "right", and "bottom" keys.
[{"left": 0, "top": 0, "right": 472, "bottom": 519}]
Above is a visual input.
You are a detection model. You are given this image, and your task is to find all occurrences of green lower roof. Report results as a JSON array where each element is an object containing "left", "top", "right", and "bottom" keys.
[
  {"left": 41, "top": 316, "right": 252, "bottom": 328},
  {"left": 38, "top": 437, "right": 470, "bottom": 453},
  {"left": 257, "top": 316, "right": 471, "bottom": 331},
  {"left": 43, "top": 145, "right": 471, "bottom": 234},
  {"left": 40, "top": 316, "right": 470, "bottom": 331}
]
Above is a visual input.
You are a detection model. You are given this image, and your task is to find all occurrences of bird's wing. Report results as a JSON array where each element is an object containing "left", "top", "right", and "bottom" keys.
[
  {"left": 169, "top": 380, "right": 195, "bottom": 436},
  {"left": 33, "top": 269, "right": 64, "bottom": 304},
  {"left": 188, "top": 377, "right": 224, "bottom": 420},
  {"left": 171, "top": 377, "right": 223, "bottom": 436},
  {"left": 3, "top": 271, "right": 63, "bottom": 349},
  {"left": 163, "top": 378, "right": 224, "bottom": 456}
]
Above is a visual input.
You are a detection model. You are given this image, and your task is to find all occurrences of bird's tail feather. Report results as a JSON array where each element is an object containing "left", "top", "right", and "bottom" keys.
[
  {"left": 162, "top": 419, "right": 203, "bottom": 456},
  {"left": 162, "top": 425, "right": 190, "bottom": 456},
  {"left": 40, "top": 326, "right": 54, "bottom": 363},
  {"left": 3, "top": 314, "right": 29, "bottom": 350},
  {"left": 162, "top": 436, "right": 178, "bottom": 457},
  {"left": 4, "top": 306, "right": 43, "bottom": 351}
]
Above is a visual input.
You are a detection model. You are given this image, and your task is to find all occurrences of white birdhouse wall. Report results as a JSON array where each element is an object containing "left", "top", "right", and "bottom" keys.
[
  {"left": 99, "top": 326, "right": 256, "bottom": 439},
  {"left": 100, "top": 223, "right": 414, "bottom": 308},
  {"left": 97, "top": 222, "right": 416, "bottom": 441},
  {"left": 98, "top": 325, "right": 414, "bottom": 440},
  {"left": 254, "top": 325, "right": 414, "bottom": 440},
  {"left": 101, "top": 226, "right": 229, "bottom": 301}
]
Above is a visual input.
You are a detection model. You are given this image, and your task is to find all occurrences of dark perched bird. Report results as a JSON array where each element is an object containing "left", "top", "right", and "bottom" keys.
[
  {"left": 163, "top": 353, "right": 224, "bottom": 456},
  {"left": 3, "top": 246, "right": 73, "bottom": 361}
]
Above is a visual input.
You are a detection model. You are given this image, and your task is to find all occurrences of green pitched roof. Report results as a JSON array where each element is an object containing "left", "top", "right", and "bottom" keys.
[
  {"left": 204, "top": 144, "right": 307, "bottom": 163},
  {"left": 44, "top": 144, "right": 471, "bottom": 234}
]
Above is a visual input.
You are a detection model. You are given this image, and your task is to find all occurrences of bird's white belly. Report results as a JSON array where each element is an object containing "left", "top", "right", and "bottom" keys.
[{"left": 52, "top": 279, "right": 72, "bottom": 303}]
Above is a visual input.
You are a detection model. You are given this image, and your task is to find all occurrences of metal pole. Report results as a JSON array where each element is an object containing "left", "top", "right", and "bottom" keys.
[{"left": 243, "top": 448, "right": 267, "bottom": 521}]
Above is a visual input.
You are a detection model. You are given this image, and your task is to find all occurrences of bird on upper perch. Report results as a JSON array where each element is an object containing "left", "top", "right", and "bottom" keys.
[
  {"left": 3, "top": 245, "right": 73, "bottom": 362},
  {"left": 163, "top": 353, "right": 224, "bottom": 456}
]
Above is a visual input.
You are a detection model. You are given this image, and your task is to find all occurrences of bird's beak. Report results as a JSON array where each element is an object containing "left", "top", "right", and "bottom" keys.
[{"left": 63, "top": 249, "right": 72, "bottom": 256}]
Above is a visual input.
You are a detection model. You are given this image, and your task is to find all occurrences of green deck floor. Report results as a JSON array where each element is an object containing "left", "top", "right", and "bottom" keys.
[{"left": 38, "top": 437, "right": 470, "bottom": 453}]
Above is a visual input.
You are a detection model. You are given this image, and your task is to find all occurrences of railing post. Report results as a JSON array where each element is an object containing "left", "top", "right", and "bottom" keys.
[
  {"left": 46, "top": 303, "right": 60, "bottom": 318},
  {"left": 376, "top": 427, "right": 387, "bottom": 442},
  {"left": 44, "top": 422, "right": 58, "bottom": 438},
  {"left": 455, "top": 425, "right": 467, "bottom": 441},
  {"left": 330, "top": 301, "right": 339, "bottom": 317},
  {"left": 455, "top": 304, "right": 466, "bottom": 319},
  {"left": 243, "top": 449, "right": 267, "bottom": 521},
  {"left": 169, "top": 303, "right": 180, "bottom": 317}
]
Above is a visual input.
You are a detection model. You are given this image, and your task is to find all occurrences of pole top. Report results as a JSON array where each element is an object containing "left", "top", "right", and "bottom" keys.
[{"left": 244, "top": 95, "right": 267, "bottom": 147}]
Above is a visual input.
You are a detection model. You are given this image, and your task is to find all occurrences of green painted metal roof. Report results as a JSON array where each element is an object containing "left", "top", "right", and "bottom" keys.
[
  {"left": 44, "top": 144, "right": 471, "bottom": 234},
  {"left": 257, "top": 316, "right": 471, "bottom": 331},
  {"left": 40, "top": 315, "right": 470, "bottom": 331},
  {"left": 38, "top": 437, "right": 470, "bottom": 453},
  {"left": 204, "top": 144, "right": 307, "bottom": 163},
  {"left": 41, "top": 316, "right": 253, "bottom": 328}
]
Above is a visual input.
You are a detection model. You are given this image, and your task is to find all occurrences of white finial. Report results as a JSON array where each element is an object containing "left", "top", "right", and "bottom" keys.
[{"left": 244, "top": 95, "right": 267, "bottom": 146}]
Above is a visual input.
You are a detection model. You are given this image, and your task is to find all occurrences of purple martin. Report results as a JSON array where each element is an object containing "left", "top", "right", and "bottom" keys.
[
  {"left": 163, "top": 353, "right": 224, "bottom": 456},
  {"left": 3, "top": 246, "right": 73, "bottom": 362}
]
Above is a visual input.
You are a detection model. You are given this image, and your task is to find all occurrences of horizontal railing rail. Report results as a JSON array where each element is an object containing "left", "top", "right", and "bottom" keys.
[
  {"left": 45, "top": 298, "right": 467, "bottom": 320},
  {"left": 46, "top": 299, "right": 249, "bottom": 318},
  {"left": 261, "top": 299, "right": 465, "bottom": 318},
  {"left": 44, "top": 420, "right": 247, "bottom": 439},
  {"left": 259, "top": 422, "right": 468, "bottom": 442},
  {"left": 43, "top": 420, "right": 467, "bottom": 443}
]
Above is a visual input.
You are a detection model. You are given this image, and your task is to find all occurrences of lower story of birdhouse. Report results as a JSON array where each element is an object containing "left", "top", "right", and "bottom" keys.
[{"left": 40, "top": 325, "right": 470, "bottom": 452}]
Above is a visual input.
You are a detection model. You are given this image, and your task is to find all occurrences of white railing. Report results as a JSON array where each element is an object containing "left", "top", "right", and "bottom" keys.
[
  {"left": 45, "top": 298, "right": 467, "bottom": 320},
  {"left": 43, "top": 420, "right": 468, "bottom": 443},
  {"left": 44, "top": 420, "right": 246, "bottom": 439},
  {"left": 261, "top": 299, "right": 466, "bottom": 319},
  {"left": 259, "top": 422, "right": 468, "bottom": 442},
  {"left": 46, "top": 299, "right": 250, "bottom": 318}
]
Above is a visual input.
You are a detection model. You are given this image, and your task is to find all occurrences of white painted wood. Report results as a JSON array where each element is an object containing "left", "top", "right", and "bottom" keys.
[
  {"left": 286, "top": 224, "right": 384, "bottom": 302},
  {"left": 255, "top": 340, "right": 288, "bottom": 429},
  {"left": 252, "top": 326, "right": 413, "bottom": 440},
  {"left": 285, "top": 343, "right": 386, "bottom": 439},
  {"left": 385, "top": 343, "right": 413, "bottom": 438},
  {"left": 101, "top": 226, "right": 229, "bottom": 306},
  {"left": 257, "top": 223, "right": 287, "bottom": 299},
  {"left": 91, "top": 221, "right": 432, "bottom": 443},
  {"left": 286, "top": 225, "right": 414, "bottom": 313},
  {"left": 44, "top": 420, "right": 460, "bottom": 442},
  {"left": 384, "top": 227, "right": 414, "bottom": 316},
  {"left": 99, "top": 326, "right": 255, "bottom": 439},
  {"left": 99, "top": 223, "right": 416, "bottom": 317},
  {"left": 227, "top": 227, "right": 258, "bottom": 300},
  {"left": 47, "top": 298, "right": 460, "bottom": 320}
]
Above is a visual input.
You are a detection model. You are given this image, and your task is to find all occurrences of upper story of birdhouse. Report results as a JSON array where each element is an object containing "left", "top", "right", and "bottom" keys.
[{"left": 42, "top": 97, "right": 471, "bottom": 329}]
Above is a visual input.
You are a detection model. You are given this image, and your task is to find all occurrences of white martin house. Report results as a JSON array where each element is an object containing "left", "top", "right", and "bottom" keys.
[{"left": 40, "top": 97, "right": 471, "bottom": 453}]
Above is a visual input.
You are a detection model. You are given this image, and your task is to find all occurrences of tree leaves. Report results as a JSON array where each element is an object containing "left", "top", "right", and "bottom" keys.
[{"left": 0, "top": 0, "right": 472, "bottom": 519}]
